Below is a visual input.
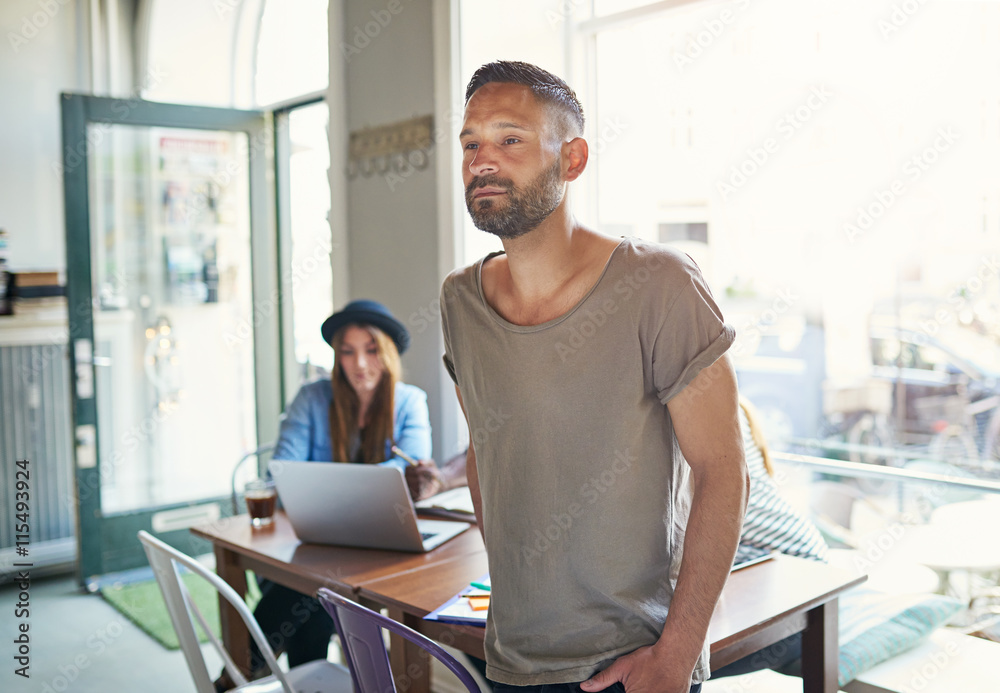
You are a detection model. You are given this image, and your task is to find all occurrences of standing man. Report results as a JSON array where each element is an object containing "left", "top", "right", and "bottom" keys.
[{"left": 440, "top": 61, "right": 749, "bottom": 693}]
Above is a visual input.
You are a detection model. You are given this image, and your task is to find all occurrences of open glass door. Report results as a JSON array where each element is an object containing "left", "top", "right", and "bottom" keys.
[{"left": 61, "top": 94, "right": 281, "bottom": 586}]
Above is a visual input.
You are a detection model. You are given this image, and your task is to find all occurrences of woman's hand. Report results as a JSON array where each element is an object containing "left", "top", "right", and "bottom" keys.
[{"left": 405, "top": 459, "right": 445, "bottom": 501}]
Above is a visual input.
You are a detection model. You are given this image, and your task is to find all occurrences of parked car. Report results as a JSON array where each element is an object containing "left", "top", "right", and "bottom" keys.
[
  {"left": 866, "top": 325, "right": 1000, "bottom": 467},
  {"left": 733, "top": 319, "right": 1000, "bottom": 473}
]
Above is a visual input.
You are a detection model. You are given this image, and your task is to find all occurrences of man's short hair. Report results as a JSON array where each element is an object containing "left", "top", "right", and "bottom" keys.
[{"left": 464, "top": 60, "right": 585, "bottom": 141}]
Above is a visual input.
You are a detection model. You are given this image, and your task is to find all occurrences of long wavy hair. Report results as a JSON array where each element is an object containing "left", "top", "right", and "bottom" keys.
[{"left": 328, "top": 324, "right": 402, "bottom": 464}]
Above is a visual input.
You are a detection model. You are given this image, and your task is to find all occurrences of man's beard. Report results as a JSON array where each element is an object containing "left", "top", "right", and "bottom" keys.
[{"left": 465, "top": 159, "right": 564, "bottom": 239}]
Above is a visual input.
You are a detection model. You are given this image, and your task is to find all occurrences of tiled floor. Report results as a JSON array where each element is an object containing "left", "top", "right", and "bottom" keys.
[
  {"left": 0, "top": 572, "right": 224, "bottom": 692},
  {"left": 0, "top": 571, "right": 489, "bottom": 693}
]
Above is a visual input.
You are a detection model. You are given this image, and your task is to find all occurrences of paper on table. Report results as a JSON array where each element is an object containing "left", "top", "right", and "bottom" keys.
[{"left": 415, "top": 486, "right": 475, "bottom": 516}]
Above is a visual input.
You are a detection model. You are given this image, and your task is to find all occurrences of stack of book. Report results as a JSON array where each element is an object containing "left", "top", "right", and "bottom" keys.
[{"left": 425, "top": 574, "right": 490, "bottom": 626}]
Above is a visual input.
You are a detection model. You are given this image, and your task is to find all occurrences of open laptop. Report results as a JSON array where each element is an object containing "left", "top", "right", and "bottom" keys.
[{"left": 268, "top": 460, "right": 470, "bottom": 552}]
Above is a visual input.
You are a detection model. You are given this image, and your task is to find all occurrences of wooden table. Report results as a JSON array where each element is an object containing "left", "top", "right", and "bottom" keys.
[
  {"left": 359, "top": 552, "right": 864, "bottom": 693},
  {"left": 190, "top": 510, "right": 484, "bottom": 680},
  {"left": 194, "top": 513, "right": 863, "bottom": 693}
]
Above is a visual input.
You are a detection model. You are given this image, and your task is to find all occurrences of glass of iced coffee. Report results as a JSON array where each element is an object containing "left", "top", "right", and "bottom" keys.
[{"left": 245, "top": 479, "right": 277, "bottom": 529}]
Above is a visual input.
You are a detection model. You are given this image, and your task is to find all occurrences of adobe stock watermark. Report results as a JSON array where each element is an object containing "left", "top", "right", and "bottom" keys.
[
  {"left": 214, "top": 0, "right": 244, "bottom": 19},
  {"left": 469, "top": 406, "right": 513, "bottom": 451},
  {"left": 65, "top": 399, "right": 182, "bottom": 510},
  {"left": 900, "top": 638, "right": 961, "bottom": 693},
  {"left": 729, "top": 287, "right": 799, "bottom": 360},
  {"left": 19, "top": 269, "right": 128, "bottom": 406},
  {"left": 554, "top": 253, "right": 667, "bottom": 362},
  {"left": 385, "top": 109, "right": 627, "bottom": 193},
  {"left": 53, "top": 66, "right": 168, "bottom": 178},
  {"left": 384, "top": 105, "right": 464, "bottom": 192},
  {"left": 591, "top": 116, "right": 629, "bottom": 155},
  {"left": 851, "top": 513, "right": 914, "bottom": 574},
  {"left": 915, "top": 255, "right": 999, "bottom": 340},
  {"left": 33, "top": 618, "right": 126, "bottom": 693},
  {"left": 407, "top": 278, "right": 462, "bottom": 335},
  {"left": 339, "top": 0, "right": 410, "bottom": 62},
  {"left": 224, "top": 235, "right": 336, "bottom": 349},
  {"left": 7, "top": 0, "right": 72, "bottom": 54},
  {"left": 678, "top": 284, "right": 799, "bottom": 403},
  {"left": 844, "top": 126, "right": 959, "bottom": 244},
  {"left": 878, "top": 0, "right": 931, "bottom": 40},
  {"left": 546, "top": 0, "right": 586, "bottom": 28},
  {"left": 673, "top": 285, "right": 800, "bottom": 407},
  {"left": 674, "top": 0, "right": 753, "bottom": 74},
  {"left": 522, "top": 449, "right": 636, "bottom": 564},
  {"left": 595, "top": 572, "right": 683, "bottom": 653},
  {"left": 716, "top": 86, "right": 832, "bottom": 202},
  {"left": 177, "top": 115, "right": 290, "bottom": 227}
]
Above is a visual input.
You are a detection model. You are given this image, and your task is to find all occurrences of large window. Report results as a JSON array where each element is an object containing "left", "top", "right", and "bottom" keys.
[
  {"left": 578, "top": 0, "right": 1000, "bottom": 624},
  {"left": 580, "top": 0, "right": 1000, "bottom": 474},
  {"left": 456, "top": 1, "right": 1000, "bottom": 622},
  {"left": 456, "top": 0, "right": 1000, "bottom": 473}
]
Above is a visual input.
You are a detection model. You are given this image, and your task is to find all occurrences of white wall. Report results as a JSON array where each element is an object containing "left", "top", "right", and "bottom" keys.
[
  {"left": 0, "top": 0, "right": 88, "bottom": 271},
  {"left": 329, "top": 0, "right": 461, "bottom": 460},
  {"left": 324, "top": 0, "right": 576, "bottom": 460}
]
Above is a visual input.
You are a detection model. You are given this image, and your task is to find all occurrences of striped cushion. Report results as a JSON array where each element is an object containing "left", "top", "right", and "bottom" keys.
[
  {"left": 837, "top": 588, "right": 963, "bottom": 685},
  {"left": 740, "top": 407, "right": 828, "bottom": 562}
]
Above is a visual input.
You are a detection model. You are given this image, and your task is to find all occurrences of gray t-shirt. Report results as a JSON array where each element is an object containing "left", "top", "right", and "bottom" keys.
[{"left": 440, "top": 238, "right": 735, "bottom": 686}]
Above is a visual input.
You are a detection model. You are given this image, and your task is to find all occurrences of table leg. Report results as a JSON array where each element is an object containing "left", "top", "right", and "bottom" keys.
[
  {"left": 214, "top": 545, "right": 251, "bottom": 674},
  {"left": 386, "top": 607, "right": 431, "bottom": 693},
  {"left": 801, "top": 598, "right": 838, "bottom": 693}
]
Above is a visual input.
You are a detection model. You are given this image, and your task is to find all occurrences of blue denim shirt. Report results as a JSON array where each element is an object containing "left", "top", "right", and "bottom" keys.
[{"left": 271, "top": 379, "right": 431, "bottom": 470}]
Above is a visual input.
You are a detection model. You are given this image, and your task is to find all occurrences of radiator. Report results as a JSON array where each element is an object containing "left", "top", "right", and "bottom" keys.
[{"left": 0, "top": 343, "right": 77, "bottom": 581}]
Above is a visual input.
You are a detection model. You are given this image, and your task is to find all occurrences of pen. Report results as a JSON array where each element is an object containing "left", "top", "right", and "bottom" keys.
[
  {"left": 391, "top": 445, "right": 419, "bottom": 466},
  {"left": 470, "top": 581, "right": 491, "bottom": 591}
]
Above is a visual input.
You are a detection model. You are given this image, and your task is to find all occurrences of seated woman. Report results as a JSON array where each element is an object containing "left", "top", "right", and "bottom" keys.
[{"left": 215, "top": 299, "right": 464, "bottom": 691}]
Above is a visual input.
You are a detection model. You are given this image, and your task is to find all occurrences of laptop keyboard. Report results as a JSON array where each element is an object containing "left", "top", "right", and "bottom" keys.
[{"left": 420, "top": 532, "right": 437, "bottom": 541}]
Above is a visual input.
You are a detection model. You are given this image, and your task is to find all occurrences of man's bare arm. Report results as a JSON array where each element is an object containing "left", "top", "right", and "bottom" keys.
[
  {"left": 456, "top": 386, "right": 485, "bottom": 538},
  {"left": 658, "top": 354, "right": 749, "bottom": 676},
  {"left": 583, "top": 354, "right": 749, "bottom": 692}
]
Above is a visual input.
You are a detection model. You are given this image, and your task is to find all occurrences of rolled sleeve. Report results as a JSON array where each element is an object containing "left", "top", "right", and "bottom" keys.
[{"left": 636, "top": 250, "right": 735, "bottom": 404}]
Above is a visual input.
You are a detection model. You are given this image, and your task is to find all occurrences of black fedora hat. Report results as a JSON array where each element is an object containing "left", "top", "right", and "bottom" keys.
[{"left": 321, "top": 299, "right": 410, "bottom": 354}]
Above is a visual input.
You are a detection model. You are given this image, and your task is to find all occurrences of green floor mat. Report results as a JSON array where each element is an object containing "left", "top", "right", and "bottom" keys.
[{"left": 101, "top": 571, "right": 262, "bottom": 650}]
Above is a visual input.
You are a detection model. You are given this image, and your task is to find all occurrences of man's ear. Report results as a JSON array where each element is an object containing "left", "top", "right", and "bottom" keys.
[{"left": 562, "top": 137, "right": 589, "bottom": 182}]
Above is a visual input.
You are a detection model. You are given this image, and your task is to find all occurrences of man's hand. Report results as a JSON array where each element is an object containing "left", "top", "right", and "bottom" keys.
[
  {"left": 580, "top": 643, "right": 694, "bottom": 693},
  {"left": 404, "top": 459, "right": 445, "bottom": 501}
]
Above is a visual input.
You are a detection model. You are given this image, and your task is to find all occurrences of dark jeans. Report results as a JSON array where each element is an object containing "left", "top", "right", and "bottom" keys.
[
  {"left": 709, "top": 633, "right": 802, "bottom": 679},
  {"left": 489, "top": 682, "right": 702, "bottom": 693},
  {"left": 247, "top": 579, "right": 337, "bottom": 672}
]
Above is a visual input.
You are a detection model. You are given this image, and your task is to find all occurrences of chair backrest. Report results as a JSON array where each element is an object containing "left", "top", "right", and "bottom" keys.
[
  {"left": 137, "top": 530, "right": 292, "bottom": 693},
  {"left": 316, "top": 587, "right": 481, "bottom": 693}
]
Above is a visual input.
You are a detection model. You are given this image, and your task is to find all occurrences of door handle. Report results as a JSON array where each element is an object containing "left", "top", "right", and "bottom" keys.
[{"left": 74, "top": 338, "right": 94, "bottom": 399}]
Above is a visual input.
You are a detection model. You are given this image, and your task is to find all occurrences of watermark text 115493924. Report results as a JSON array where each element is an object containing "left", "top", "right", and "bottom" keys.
[{"left": 12, "top": 459, "right": 32, "bottom": 680}]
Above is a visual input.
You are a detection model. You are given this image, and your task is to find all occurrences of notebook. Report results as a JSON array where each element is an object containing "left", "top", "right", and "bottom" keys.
[
  {"left": 415, "top": 486, "right": 477, "bottom": 521},
  {"left": 268, "top": 460, "right": 470, "bottom": 552}
]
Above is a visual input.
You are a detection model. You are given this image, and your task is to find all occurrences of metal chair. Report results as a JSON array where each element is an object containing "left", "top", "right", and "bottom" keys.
[
  {"left": 316, "top": 587, "right": 481, "bottom": 693},
  {"left": 137, "top": 531, "right": 352, "bottom": 693}
]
